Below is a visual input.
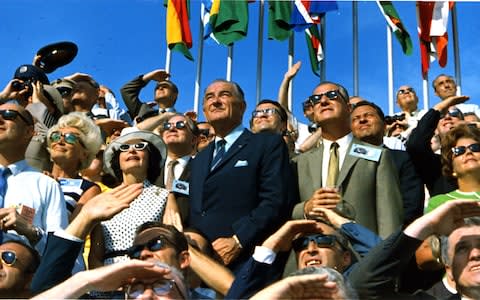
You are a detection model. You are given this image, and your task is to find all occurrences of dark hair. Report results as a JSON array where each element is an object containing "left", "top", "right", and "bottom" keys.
[
  {"left": 110, "top": 141, "right": 162, "bottom": 183},
  {"left": 205, "top": 79, "right": 246, "bottom": 103},
  {"left": 351, "top": 101, "right": 385, "bottom": 121},
  {"left": 256, "top": 99, "right": 288, "bottom": 122},
  {"left": 432, "top": 74, "right": 455, "bottom": 90},
  {"left": 440, "top": 124, "right": 480, "bottom": 178},
  {"left": 135, "top": 222, "right": 188, "bottom": 254}
]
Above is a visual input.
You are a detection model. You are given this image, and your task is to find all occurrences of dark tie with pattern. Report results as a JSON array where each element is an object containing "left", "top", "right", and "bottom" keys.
[
  {"left": 210, "top": 139, "right": 226, "bottom": 170},
  {"left": 326, "top": 142, "right": 339, "bottom": 187}
]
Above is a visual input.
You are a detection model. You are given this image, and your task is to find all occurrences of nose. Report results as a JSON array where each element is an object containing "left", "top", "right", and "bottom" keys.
[
  {"left": 306, "top": 240, "right": 319, "bottom": 253},
  {"left": 470, "top": 246, "right": 480, "bottom": 260},
  {"left": 137, "top": 247, "right": 153, "bottom": 260},
  {"left": 139, "top": 288, "right": 155, "bottom": 300}
]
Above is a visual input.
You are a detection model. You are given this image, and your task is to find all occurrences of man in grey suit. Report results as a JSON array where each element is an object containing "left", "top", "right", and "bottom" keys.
[{"left": 291, "top": 81, "right": 403, "bottom": 238}]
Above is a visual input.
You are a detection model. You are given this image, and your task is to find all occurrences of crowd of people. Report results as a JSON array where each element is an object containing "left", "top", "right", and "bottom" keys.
[{"left": 0, "top": 48, "right": 479, "bottom": 300}]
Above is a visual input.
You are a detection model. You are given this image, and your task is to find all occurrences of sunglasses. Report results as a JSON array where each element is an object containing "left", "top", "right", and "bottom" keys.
[
  {"left": 0, "top": 250, "right": 17, "bottom": 266},
  {"left": 0, "top": 109, "right": 32, "bottom": 125},
  {"left": 441, "top": 109, "right": 463, "bottom": 119},
  {"left": 252, "top": 108, "right": 279, "bottom": 118},
  {"left": 397, "top": 87, "right": 414, "bottom": 95},
  {"left": 50, "top": 131, "right": 85, "bottom": 147},
  {"left": 163, "top": 121, "right": 187, "bottom": 131},
  {"left": 292, "top": 234, "right": 342, "bottom": 252},
  {"left": 128, "top": 237, "right": 168, "bottom": 259},
  {"left": 56, "top": 87, "right": 72, "bottom": 97},
  {"left": 118, "top": 142, "right": 149, "bottom": 152},
  {"left": 308, "top": 90, "right": 340, "bottom": 105},
  {"left": 451, "top": 143, "right": 480, "bottom": 157},
  {"left": 125, "top": 279, "right": 180, "bottom": 299}
]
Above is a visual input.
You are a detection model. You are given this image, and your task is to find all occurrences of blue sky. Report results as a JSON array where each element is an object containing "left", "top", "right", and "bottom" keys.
[{"left": 1, "top": 0, "right": 479, "bottom": 126}]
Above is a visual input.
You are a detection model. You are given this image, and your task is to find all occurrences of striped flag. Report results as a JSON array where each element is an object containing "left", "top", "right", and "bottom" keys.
[
  {"left": 209, "top": 0, "right": 249, "bottom": 45},
  {"left": 417, "top": 1, "right": 453, "bottom": 78},
  {"left": 376, "top": 1, "right": 413, "bottom": 55},
  {"left": 305, "top": 24, "right": 323, "bottom": 77},
  {"left": 166, "top": 0, "right": 193, "bottom": 60},
  {"left": 291, "top": 0, "right": 337, "bottom": 31}
]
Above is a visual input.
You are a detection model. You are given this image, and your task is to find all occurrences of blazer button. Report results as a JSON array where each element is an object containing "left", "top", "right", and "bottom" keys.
[{"left": 201, "top": 210, "right": 206, "bottom": 216}]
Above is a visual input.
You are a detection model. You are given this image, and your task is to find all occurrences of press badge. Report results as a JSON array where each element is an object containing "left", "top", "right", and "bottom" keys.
[
  {"left": 58, "top": 178, "right": 83, "bottom": 195},
  {"left": 172, "top": 179, "right": 189, "bottom": 195},
  {"left": 349, "top": 143, "right": 382, "bottom": 162}
]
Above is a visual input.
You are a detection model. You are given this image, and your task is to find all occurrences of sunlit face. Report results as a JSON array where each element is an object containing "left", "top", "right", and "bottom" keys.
[
  {"left": 49, "top": 127, "right": 87, "bottom": 168},
  {"left": 351, "top": 105, "right": 384, "bottom": 145},
  {"left": 434, "top": 75, "right": 457, "bottom": 100},
  {"left": 70, "top": 81, "right": 98, "bottom": 112},
  {"left": 203, "top": 81, "right": 245, "bottom": 130},
  {"left": 451, "top": 137, "right": 480, "bottom": 177},
  {"left": 119, "top": 139, "right": 150, "bottom": 176},
  {"left": 311, "top": 83, "right": 350, "bottom": 126},
  {"left": 396, "top": 85, "right": 418, "bottom": 113},
  {"left": 161, "top": 116, "right": 196, "bottom": 150},
  {"left": 154, "top": 82, "right": 177, "bottom": 107},
  {"left": 437, "top": 108, "right": 463, "bottom": 135},
  {"left": 251, "top": 103, "right": 285, "bottom": 134},
  {"left": 0, "top": 103, "right": 33, "bottom": 150},
  {"left": 448, "top": 226, "right": 480, "bottom": 297},
  {"left": 0, "top": 243, "right": 33, "bottom": 294}
]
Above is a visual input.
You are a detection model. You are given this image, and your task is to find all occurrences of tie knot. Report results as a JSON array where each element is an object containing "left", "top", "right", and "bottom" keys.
[
  {"left": 168, "top": 160, "right": 178, "bottom": 168},
  {"left": 217, "top": 139, "right": 226, "bottom": 148},
  {"left": 330, "top": 142, "right": 339, "bottom": 150},
  {"left": 0, "top": 168, "right": 10, "bottom": 178}
]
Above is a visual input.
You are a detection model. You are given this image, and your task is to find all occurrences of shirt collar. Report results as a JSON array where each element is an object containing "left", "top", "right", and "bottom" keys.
[
  {"left": 165, "top": 155, "right": 191, "bottom": 168},
  {"left": 2, "top": 160, "right": 29, "bottom": 176},
  {"left": 215, "top": 125, "right": 245, "bottom": 150},
  {"left": 322, "top": 132, "right": 353, "bottom": 150}
]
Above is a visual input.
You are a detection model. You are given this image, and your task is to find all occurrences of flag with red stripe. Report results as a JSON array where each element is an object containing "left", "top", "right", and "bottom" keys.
[{"left": 166, "top": 0, "right": 193, "bottom": 60}]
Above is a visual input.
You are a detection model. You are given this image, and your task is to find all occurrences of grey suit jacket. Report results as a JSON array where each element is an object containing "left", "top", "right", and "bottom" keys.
[{"left": 291, "top": 137, "right": 403, "bottom": 238}]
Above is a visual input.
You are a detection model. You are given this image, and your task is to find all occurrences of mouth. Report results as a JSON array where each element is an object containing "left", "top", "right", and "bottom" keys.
[
  {"left": 469, "top": 264, "right": 480, "bottom": 272},
  {"left": 305, "top": 259, "right": 322, "bottom": 267},
  {"left": 126, "top": 156, "right": 140, "bottom": 161}
]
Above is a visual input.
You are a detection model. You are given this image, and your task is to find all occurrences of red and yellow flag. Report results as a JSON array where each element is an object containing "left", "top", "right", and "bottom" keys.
[{"left": 166, "top": 0, "right": 193, "bottom": 60}]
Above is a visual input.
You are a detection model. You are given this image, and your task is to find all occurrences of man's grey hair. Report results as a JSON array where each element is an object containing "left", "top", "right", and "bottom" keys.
[
  {"left": 432, "top": 74, "right": 456, "bottom": 91},
  {"left": 440, "top": 217, "right": 480, "bottom": 265}
]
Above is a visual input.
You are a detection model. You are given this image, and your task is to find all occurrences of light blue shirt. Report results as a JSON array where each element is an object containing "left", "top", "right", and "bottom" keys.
[{"left": 213, "top": 125, "right": 245, "bottom": 157}]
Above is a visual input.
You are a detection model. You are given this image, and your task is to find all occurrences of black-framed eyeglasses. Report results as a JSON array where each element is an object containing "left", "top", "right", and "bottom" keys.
[
  {"left": 292, "top": 234, "right": 342, "bottom": 252},
  {"left": 127, "top": 237, "right": 168, "bottom": 259},
  {"left": 163, "top": 121, "right": 187, "bottom": 131},
  {"left": 118, "top": 142, "right": 149, "bottom": 152},
  {"left": 50, "top": 131, "right": 85, "bottom": 147},
  {"left": 451, "top": 143, "right": 480, "bottom": 157},
  {"left": 252, "top": 108, "right": 279, "bottom": 118},
  {"left": 125, "top": 279, "right": 179, "bottom": 299},
  {"left": 308, "top": 90, "right": 340, "bottom": 105},
  {"left": 397, "top": 87, "right": 414, "bottom": 95},
  {"left": 441, "top": 108, "right": 463, "bottom": 119},
  {"left": 0, "top": 109, "right": 32, "bottom": 125},
  {"left": 0, "top": 250, "right": 17, "bottom": 266}
]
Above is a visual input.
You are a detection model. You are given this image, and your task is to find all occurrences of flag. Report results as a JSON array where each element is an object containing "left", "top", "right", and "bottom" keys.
[
  {"left": 166, "top": 0, "right": 193, "bottom": 60},
  {"left": 305, "top": 24, "right": 323, "bottom": 77},
  {"left": 417, "top": 1, "right": 453, "bottom": 78},
  {"left": 291, "top": 0, "right": 337, "bottom": 31},
  {"left": 267, "top": 0, "right": 293, "bottom": 41},
  {"left": 209, "top": 0, "right": 249, "bottom": 45},
  {"left": 376, "top": 1, "right": 413, "bottom": 55}
]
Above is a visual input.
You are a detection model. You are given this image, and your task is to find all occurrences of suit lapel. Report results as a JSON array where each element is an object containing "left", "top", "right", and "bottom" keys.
[
  {"left": 337, "top": 138, "right": 360, "bottom": 186},
  {"left": 209, "top": 129, "right": 250, "bottom": 174},
  {"left": 179, "top": 159, "right": 192, "bottom": 181},
  {"left": 309, "top": 144, "right": 323, "bottom": 189}
]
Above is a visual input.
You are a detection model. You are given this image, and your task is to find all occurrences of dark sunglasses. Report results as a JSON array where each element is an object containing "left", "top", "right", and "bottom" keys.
[
  {"left": 1, "top": 250, "right": 17, "bottom": 266},
  {"left": 441, "top": 108, "right": 463, "bottom": 119},
  {"left": 252, "top": 108, "right": 279, "bottom": 118},
  {"left": 126, "top": 279, "right": 178, "bottom": 299},
  {"left": 56, "top": 87, "right": 72, "bottom": 97},
  {"left": 118, "top": 142, "right": 149, "bottom": 152},
  {"left": 397, "top": 87, "right": 414, "bottom": 95},
  {"left": 451, "top": 143, "right": 480, "bottom": 157},
  {"left": 163, "top": 121, "right": 187, "bottom": 131},
  {"left": 308, "top": 90, "right": 340, "bottom": 105},
  {"left": 128, "top": 237, "right": 168, "bottom": 259},
  {"left": 198, "top": 128, "right": 210, "bottom": 137},
  {"left": 50, "top": 131, "right": 84, "bottom": 147},
  {"left": 0, "top": 109, "right": 32, "bottom": 125},
  {"left": 292, "top": 234, "right": 342, "bottom": 252}
]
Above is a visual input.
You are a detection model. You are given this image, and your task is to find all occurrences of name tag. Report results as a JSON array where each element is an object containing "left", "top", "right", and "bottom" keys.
[
  {"left": 59, "top": 178, "right": 83, "bottom": 195},
  {"left": 349, "top": 143, "right": 382, "bottom": 162},
  {"left": 172, "top": 179, "right": 189, "bottom": 196}
]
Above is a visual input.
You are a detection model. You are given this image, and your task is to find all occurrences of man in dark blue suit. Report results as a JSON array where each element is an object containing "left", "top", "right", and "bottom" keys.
[{"left": 189, "top": 79, "right": 294, "bottom": 273}]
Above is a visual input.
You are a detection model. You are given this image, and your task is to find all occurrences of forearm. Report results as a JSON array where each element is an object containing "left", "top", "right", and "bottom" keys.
[
  {"left": 277, "top": 77, "right": 291, "bottom": 112},
  {"left": 120, "top": 75, "right": 147, "bottom": 119}
]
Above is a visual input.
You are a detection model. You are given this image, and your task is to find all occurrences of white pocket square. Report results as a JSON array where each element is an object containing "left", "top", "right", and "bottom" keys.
[{"left": 234, "top": 160, "right": 248, "bottom": 167}]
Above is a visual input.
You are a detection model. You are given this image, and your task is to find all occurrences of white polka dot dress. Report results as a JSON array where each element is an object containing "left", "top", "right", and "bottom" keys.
[{"left": 101, "top": 180, "right": 169, "bottom": 265}]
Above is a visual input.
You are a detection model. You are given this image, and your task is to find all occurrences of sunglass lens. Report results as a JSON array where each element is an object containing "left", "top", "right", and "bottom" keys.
[
  {"left": 64, "top": 133, "right": 78, "bottom": 145},
  {"left": 119, "top": 144, "right": 131, "bottom": 151},
  {"left": 2, "top": 251, "right": 16, "bottom": 265},
  {"left": 325, "top": 91, "right": 338, "bottom": 100},
  {"left": 1, "top": 110, "right": 17, "bottom": 121},
  {"left": 148, "top": 239, "right": 164, "bottom": 252},
  {"left": 470, "top": 143, "right": 480, "bottom": 153},
  {"left": 50, "top": 132, "right": 61, "bottom": 142},
  {"left": 134, "top": 142, "right": 147, "bottom": 151},
  {"left": 453, "top": 146, "right": 466, "bottom": 156}
]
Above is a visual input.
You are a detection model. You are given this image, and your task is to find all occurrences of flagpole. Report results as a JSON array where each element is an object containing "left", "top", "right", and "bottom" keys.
[
  {"left": 287, "top": 33, "right": 294, "bottom": 111},
  {"left": 227, "top": 45, "right": 233, "bottom": 81},
  {"left": 165, "top": 48, "right": 172, "bottom": 74},
  {"left": 320, "top": 15, "right": 326, "bottom": 82},
  {"left": 194, "top": 3, "right": 206, "bottom": 114},
  {"left": 256, "top": 0, "right": 265, "bottom": 104},
  {"left": 386, "top": 26, "right": 394, "bottom": 115},
  {"left": 422, "top": 76, "right": 429, "bottom": 110},
  {"left": 451, "top": 4, "right": 462, "bottom": 95},
  {"left": 352, "top": 1, "right": 359, "bottom": 96}
]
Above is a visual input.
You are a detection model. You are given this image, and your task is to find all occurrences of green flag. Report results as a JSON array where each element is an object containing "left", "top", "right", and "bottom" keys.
[
  {"left": 268, "top": 0, "right": 293, "bottom": 41},
  {"left": 210, "top": 0, "right": 249, "bottom": 45},
  {"left": 377, "top": 1, "right": 413, "bottom": 55}
]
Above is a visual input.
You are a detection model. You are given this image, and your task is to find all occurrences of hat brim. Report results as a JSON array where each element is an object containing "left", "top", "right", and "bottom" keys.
[
  {"left": 103, "top": 130, "right": 167, "bottom": 180},
  {"left": 36, "top": 41, "right": 78, "bottom": 74}
]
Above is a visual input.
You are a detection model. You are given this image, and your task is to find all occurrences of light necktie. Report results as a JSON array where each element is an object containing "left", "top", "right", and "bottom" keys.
[
  {"left": 0, "top": 168, "right": 11, "bottom": 243},
  {"left": 165, "top": 160, "right": 178, "bottom": 190},
  {"left": 210, "top": 139, "right": 226, "bottom": 170},
  {"left": 326, "top": 142, "right": 339, "bottom": 187}
]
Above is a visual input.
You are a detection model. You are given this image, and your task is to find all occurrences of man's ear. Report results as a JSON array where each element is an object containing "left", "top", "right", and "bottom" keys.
[
  {"left": 178, "top": 250, "right": 191, "bottom": 270},
  {"left": 445, "top": 264, "right": 455, "bottom": 282}
]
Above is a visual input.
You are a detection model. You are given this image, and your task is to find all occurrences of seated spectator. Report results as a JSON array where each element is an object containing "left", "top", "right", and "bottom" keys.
[{"left": 89, "top": 130, "right": 179, "bottom": 268}]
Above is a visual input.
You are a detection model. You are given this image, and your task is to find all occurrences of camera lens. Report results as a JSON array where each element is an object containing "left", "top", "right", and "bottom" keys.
[{"left": 11, "top": 81, "right": 25, "bottom": 91}]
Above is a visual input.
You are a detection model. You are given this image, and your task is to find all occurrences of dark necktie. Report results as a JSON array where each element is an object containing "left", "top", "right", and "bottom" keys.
[
  {"left": 165, "top": 160, "right": 178, "bottom": 190},
  {"left": 326, "top": 142, "right": 339, "bottom": 187},
  {"left": 210, "top": 139, "right": 226, "bottom": 170}
]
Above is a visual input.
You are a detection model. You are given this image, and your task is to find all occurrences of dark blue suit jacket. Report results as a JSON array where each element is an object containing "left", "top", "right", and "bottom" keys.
[{"left": 189, "top": 129, "right": 294, "bottom": 270}]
